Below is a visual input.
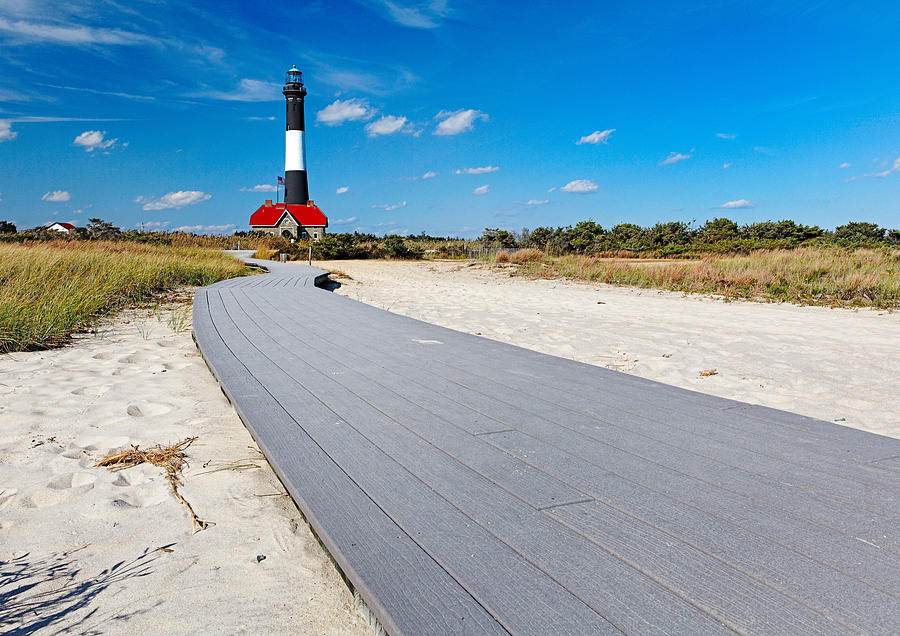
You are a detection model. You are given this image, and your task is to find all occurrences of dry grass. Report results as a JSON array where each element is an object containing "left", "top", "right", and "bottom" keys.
[
  {"left": 96, "top": 437, "right": 208, "bottom": 531},
  {"left": 504, "top": 247, "right": 900, "bottom": 308},
  {"left": 0, "top": 241, "right": 249, "bottom": 352}
]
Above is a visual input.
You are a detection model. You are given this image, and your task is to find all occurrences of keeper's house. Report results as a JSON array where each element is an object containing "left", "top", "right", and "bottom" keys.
[{"left": 249, "top": 200, "right": 327, "bottom": 240}]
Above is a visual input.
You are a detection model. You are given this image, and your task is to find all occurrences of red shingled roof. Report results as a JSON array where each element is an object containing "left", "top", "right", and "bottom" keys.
[
  {"left": 53, "top": 222, "right": 76, "bottom": 230},
  {"left": 249, "top": 202, "right": 328, "bottom": 228}
]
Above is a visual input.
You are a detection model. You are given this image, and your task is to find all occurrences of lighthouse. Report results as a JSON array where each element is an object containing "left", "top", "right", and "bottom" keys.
[
  {"left": 283, "top": 65, "right": 308, "bottom": 205},
  {"left": 249, "top": 65, "right": 328, "bottom": 240}
]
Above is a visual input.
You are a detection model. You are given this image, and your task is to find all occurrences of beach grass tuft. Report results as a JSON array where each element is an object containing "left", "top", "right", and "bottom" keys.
[
  {"left": 503, "top": 247, "right": 900, "bottom": 308},
  {"left": 0, "top": 241, "right": 249, "bottom": 353}
]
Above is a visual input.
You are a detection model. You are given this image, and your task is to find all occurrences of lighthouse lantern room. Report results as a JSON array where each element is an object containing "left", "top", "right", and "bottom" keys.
[{"left": 249, "top": 65, "right": 328, "bottom": 240}]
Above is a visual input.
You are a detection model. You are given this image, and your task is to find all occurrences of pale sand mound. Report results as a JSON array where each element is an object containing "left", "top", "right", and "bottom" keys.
[
  {"left": 0, "top": 297, "right": 371, "bottom": 634},
  {"left": 320, "top": 259, "right": 900, "bottom": 439}
]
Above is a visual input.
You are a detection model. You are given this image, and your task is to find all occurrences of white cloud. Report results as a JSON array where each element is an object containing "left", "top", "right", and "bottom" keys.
[
  {"left": 373, "top": 0, "right": 450, "bottom": 28},
  {"left": 560, "top": 179, "right": 598, "bottom": 194},
  {"left": 455, "top": 165, "right": 499, "bottom": 175},
  {"left": 240, "top": 184, "right": 277, "bottom": 192},
  {"left": 41, "top": 190, "right": 70, "bottom": 202},
  {"left": 372, "top": 201, "right": 407, "bottom": 211},
  {"left": 199, "top": 79, "right": 281, "bottom": 102},
  {"left": 839, "top": 162, "right": 851, "bottom": 168},
  {"left": 846, "top": 157, "right": 900, "bottom": 182},
  {"left": 576, "top": 129, "right": 615, "bottom": 145},
  {"left": 73, "top": 130, "right": 121, "bottom": 152},
  {"left": 0, "top": 17, "right": 157, "bottom": 46},
  {"left": 434, "top": 109, "right": 487, "bottom": 135},
  {"left": 716, "top": 133, "right": 737, "bottom": 140},
  {"left": 365, "top": 114, "right": 408, "bottom": 136},
  {"left": 421, "top": 171, "right": 437, "bottom": 179},
  {"left": 136, "top": 191, "right": 211, "bottom": 211},
  {"left": 659, "top": 152, "right": 691, "bottom": 165},
  {"left": 336, "top": 186, "right": 349, "bottom": 194},
  {"left": 0, "top": 120, "right": 17, "bottom": 142},
  {"left": 332, "top": 216, "right": 359, "bottom": 224},
  {"left": 547, "top": 187, "right": 556, "bottom": 193},
  {"left": 717, "top": 199, "right": 756, "bottom": 209},
  {"left": 316, "top": 98, "right": 375, "bottom": 125},
  {"left": 173, "top": 224, "right": 235, "bottom": 234},
  {"left": 723, "top": 162, "right": 732, "bottom": 169},
  {"left": 524, "top": 199, "right": 549, "bottom": 206},
  {"left": 473, "top": 185, "right": 490, "bottom": 195},
  {"left": 140, "top": 221, "right": 171, "bottom": 230},
  {"left": 247, "top": 116, "right": 276, "bottom": 121}
]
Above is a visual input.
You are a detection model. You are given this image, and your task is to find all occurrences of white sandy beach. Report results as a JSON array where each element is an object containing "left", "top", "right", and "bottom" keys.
[
  {"left": 0, "top": 296, "right": 371, "bottom": 634},
  {"left": 320, "top": 259, "right": 900, "bottom": 439}
]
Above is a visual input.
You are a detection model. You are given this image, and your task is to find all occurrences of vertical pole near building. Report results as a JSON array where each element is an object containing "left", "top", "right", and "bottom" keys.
[{"left": 283, "top": 66, "right": 309, "bottom": 205}]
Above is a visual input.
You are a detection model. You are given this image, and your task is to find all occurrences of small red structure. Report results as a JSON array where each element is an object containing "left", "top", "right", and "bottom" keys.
[
  {"left": 48, "top": 222, "right": 76, "bottom": 233},
  {"left": 249, "top": 200, "right": 327, "bottom": 240}
]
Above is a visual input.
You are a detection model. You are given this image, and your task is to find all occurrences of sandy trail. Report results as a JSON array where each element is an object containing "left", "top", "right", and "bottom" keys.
[
  {"left": 0, "top": 295, "right": 371, "bottom": 634},
  {"left": 320, "top": 259, "right": 900, "bottom": 439}
]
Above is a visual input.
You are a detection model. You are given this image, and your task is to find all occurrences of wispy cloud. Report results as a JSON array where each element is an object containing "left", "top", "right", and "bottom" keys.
[
  {"left": 44, "top": 84, "right": 155, "bottom": 102},
  {"left": 717, "top": 199, "right": 756, "bottom": 209},
  {"left": 41, "top": 190, "right": 70, "bottom": 202},
  {"left": 846, "top": 157, "right": 900, "bottom": 182},
  {"left": 73, "top": 130, "right": 123, "bottom": 152},
  {"left": 332, "top": 216, "right": 359, "bottom": 224},
  {"left": 716, "top": 133, "right": 737, "bottom": 140},
  {"left": 336, "top": 186, "right": 349, "bottom": 194},
  {"left": 136, "top": 191, "right": 211, "bottom": 211},
  {"left": 473, "top": 184, "right": 489, "bottom": 195},
  {"left": 560, "top": 179, "right": 598, "bottom": 194},
  {"left": 240, "top": 184, "right": 277, "bottom": 192},
  {"left": 0, "top": 17, "right": 157, "bottom": 46},
  {"left": 316, "top": 98, "right": 375, "bottom": 125},
  {"left": 839, "top": 162, "right": 851, "bottom": 168},
  {"left": 174, "top": 224, "right": 235, "bottom": 234},
  {"left": 523, "top": 199, "right": 549, "bottom": 206},
  {"left": 198, "top": 79, "right": 282, "bottom": 102},
  {"left": 577, "top": 129, "right": 615, "bottom": 145},
  {"left": 0, "top": 120, "right": 16, "bottom": 142},
  {"left": 723, "top": 162, "right": 732, "bottom": 169},
  {"left": 365, "top": 114, "right": 409, "bottom": 136},
  {"left": 370, "top": 0, "right": 450, "bottom": 29},
  {"left": 372, "top": 201, "right": 407, "bottom": 211},
  {"left": 455, "top": 165, "right": 498, "bottom": 175},
  {"left": 247, "top": 116, "right": 276, "bottom": 121},
  {"left": 434, "top": 109, "right": 487, "bottom": 135},
  {"left": 421, "top": 171, "right": 437, "bottom": 179},
  {"left": 659, "top": 152, "right": 691, "bottom": 165}
]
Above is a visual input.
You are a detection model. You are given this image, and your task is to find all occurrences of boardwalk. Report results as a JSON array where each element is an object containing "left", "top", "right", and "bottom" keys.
[{"left": 193, "top": 256, "right": 900, "bottom": 635}]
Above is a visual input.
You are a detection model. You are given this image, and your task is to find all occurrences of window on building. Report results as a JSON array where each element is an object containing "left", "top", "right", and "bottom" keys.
[{"left": 313, "top": 232, "right": 319, "bottom": 239}]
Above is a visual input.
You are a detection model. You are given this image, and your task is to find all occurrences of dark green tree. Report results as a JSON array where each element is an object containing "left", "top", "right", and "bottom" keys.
[{"left": 0, "top": 220, "right": 15, "bottom": 234}]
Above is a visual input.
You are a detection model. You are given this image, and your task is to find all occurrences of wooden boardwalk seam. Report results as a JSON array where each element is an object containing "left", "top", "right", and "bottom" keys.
[{"left": 193, "top": 254, "right": 900, "bottom": 635}]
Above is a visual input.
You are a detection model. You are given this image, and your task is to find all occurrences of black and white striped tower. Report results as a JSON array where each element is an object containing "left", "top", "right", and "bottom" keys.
[{"left": 283, "top": 65, "right": 309, "bottom": 205}]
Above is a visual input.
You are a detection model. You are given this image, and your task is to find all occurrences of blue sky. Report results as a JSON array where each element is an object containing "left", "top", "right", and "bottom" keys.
[{"left": 1, "top": 0, "right": 898, "bottom": 236}]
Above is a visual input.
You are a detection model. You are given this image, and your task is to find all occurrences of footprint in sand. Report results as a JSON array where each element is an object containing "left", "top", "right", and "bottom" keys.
[
  {"left": 119, "top": 352, "right": 163, "bottom": 365},
  {"left": 111, "top": 483, "right": 168, "bottom": 508},
  {"left": 71, "top": 384, "right": 110, "bottom": 397},
  {"left": 112, "top": 465, "right": 157, "bottom": 487},
  {"left": 69, "top": 435, "right": 131, "bottom": 455},
  {"left": 48, "top": 472, "right": 97, "bottom": 490},
  {"left": 125, "top": 401, "right": 175, "bottom": 417},
  {"left": 91, "top": 351, "right": 119, "bottom": 360}
]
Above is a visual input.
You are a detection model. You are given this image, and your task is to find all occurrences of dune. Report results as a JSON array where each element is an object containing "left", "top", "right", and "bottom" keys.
[{"left": 0, "top": 297, "right": 371, "bottom": 634}]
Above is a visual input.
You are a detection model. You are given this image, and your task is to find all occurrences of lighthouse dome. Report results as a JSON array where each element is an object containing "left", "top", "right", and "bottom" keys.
[{"left": 285, "top": 66, "right": 302, "bottom": 84}]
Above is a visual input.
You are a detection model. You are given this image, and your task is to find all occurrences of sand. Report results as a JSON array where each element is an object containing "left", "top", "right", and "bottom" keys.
[
  {"left": 321, "top": 259, "right": 900, "bottom": 439},
  {"left": 0, "top": 295, "right": 372, "bottom": 634}
]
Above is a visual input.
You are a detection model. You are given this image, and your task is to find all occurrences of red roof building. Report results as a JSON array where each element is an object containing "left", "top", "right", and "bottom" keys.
[
  {"left": 48, "top": 222, "right": 76, "bottom": 233},
  {"left": 249, "top": 200, "right": 328, "bottom": 240}
]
